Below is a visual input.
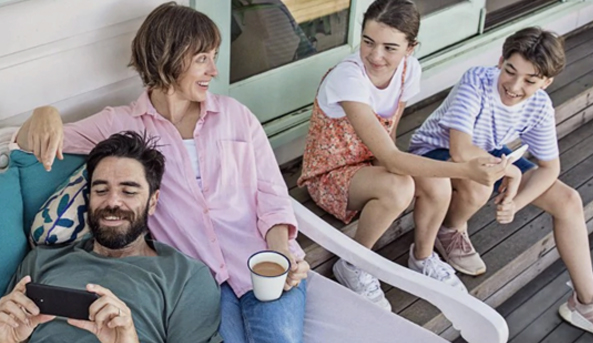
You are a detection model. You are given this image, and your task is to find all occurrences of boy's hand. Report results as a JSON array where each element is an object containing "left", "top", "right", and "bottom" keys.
[
  {"left": 0, "top": 276, "right": 56, "bottom": 343},
  {"left": 494, "top": 164, "right": 521, "bottom": 224},
  {"left": 495, "top": 164, "right": 522, "bottom": 204},
  {"left": 496, "top": 200, "right": 517, "bottom": 224}
]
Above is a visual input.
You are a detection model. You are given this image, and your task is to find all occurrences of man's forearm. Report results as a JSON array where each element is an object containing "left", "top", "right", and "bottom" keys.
[{"left": 514, "top": 167, "right": 558, "bottom": 210}]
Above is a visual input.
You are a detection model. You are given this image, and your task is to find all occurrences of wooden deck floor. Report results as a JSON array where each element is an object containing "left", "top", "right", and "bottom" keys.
[{"left": 455, "top": 232, "right": 593, "bottom": 343}]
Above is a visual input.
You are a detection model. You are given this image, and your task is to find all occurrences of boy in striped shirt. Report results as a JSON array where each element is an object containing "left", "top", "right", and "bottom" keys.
[{"left": 410, "top": 27, "right": 593, "bottom": 333}]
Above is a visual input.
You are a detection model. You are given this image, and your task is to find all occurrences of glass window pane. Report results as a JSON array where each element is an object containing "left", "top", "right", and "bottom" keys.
[
  {"left": 415, "top": 0, "right": 466, "bottom": 16},
  {"left": 230, "top": 0, "right": 351, "bottom": 83},
  {"left": 486, "top": 0, "right": 559, "bottom": 28}
]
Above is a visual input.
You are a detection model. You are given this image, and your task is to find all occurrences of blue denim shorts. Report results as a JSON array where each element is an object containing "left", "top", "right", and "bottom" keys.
[{"left": 422, "top": 145, "right": 536, "bottom": 192}]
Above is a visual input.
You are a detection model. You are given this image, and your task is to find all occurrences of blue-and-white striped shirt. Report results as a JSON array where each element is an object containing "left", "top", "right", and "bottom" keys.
[{"left": 409, "top": 66, "right": 559, "bottom": 161}]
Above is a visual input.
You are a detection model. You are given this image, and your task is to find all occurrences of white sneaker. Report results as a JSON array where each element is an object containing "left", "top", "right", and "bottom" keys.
[
  {"left": 333, "top": 258, "right": 392, "bottom": 311},
  {"left": 408, "top": 244, "right": 468, "bottom": 293}
]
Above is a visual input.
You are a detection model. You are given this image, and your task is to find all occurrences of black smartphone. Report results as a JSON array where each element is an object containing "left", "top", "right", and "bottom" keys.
[{"left": 26, "top": 283, "right": 100, "bottom": 320}]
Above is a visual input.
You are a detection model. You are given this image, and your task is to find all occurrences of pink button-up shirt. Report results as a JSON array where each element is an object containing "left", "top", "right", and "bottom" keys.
[{"left": 61, "top": 91, "right": 305, "bottom": 297}]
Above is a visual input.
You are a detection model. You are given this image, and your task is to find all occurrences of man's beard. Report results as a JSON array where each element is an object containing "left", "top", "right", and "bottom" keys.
[{"left": 88, "top": 204, "right": 149, "bottom": 250}]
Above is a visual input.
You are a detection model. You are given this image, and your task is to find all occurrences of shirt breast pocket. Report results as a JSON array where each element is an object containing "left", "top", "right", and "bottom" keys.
[{"left": 217, "top": 140, "right": 256, "bottom": 188}]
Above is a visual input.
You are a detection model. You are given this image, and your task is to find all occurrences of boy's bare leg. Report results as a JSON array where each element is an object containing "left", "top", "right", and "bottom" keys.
[{"left": 529, "top": 176, "right": 593, "bottom": 303}]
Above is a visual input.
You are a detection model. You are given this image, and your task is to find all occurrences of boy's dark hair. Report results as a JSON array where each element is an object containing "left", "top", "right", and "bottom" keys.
[
  {"left": 129, "top": 1, "right": 221, "bottom": 91},
  {"left": 87, "top": 131, "right": 165, "bottom": 195},
  {"left": 502, "top": 27, "right": 566, "bottom": 78},
  {"left": 362, "top": 0, "right": 420, "bottom": 46}
]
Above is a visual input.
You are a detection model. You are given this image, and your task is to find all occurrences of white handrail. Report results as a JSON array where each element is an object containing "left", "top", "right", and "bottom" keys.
[{"left": 292, "top": 198, "right": 509, "bottom": 343}]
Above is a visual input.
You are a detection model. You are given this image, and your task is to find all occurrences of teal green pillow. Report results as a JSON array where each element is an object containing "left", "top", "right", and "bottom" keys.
[
  {"left": 10, "top": 151, "right": 86, "bottom": 236},
  {"left": 0, "top": 161, "right": 26, "bottom": 294}
]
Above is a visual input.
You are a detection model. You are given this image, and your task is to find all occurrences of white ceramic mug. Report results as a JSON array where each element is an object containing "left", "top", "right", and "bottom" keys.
[{"left": 248, "top": 250, "right": 290, "bottom": 301}]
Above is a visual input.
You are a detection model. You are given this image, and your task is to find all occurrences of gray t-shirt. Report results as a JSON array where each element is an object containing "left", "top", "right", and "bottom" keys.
[{"left": 7, "top": 238, "right": 222, "bottom": 343}]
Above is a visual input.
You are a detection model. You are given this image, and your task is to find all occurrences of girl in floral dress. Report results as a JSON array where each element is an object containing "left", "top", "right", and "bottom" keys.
[{"left": 298, "top": 0, "right": 508, "bottom": 310}]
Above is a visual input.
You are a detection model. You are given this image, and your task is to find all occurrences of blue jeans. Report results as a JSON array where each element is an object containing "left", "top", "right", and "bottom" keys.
[
  {"left": 219, "top": 281, "right": 307, "bottom": 343},
  {"left": 422, "top": 145, "right": 536, "bottom": 191}
]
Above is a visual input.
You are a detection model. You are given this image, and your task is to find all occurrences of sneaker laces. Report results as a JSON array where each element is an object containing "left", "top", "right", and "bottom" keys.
[
  {"left": 443, "top": 230, "right": 474, "bottom": 255},
  {"left": 422, "top": 254, "right": 455, "bottom": 281},
  {"left": 357, "top": 270, "right": 382, "bottom": 298}
]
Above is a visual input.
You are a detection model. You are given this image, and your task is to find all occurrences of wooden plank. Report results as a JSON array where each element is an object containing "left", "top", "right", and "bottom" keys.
[
  {"left": 505, "top": 269, "right": 571, "bottom": 339},
  {"left": 575, "top": 333, "right": 593, "bottom": 343},
  {"left": 564, "top": 25, "right": 593, "bottom": 52},
  {"left": 450, "top": 247, "right": 564, "bottom": 343},
  {"left": 282, "top": 158, "right": 304, "bottom": 190},
  {"left": 509, "top": 293, "right": 572, "bottom": 343},
  {"left": 557, "top": 104, "right": 593, "bottom": 141},
  {"left": 550, "top": 70, "right": 593, "bottom": 109},
  {"left": 496, "top": 256, "right": 567, "bottom": 317},
  {"left": 547, "top": 47, "right": 593, "bottom": 93},
  {"left": 396, "top": 99, "right": 442, "bottom": 136},
  {"left": 557, "top": 119, "right": 593, "bottom": 153},
  {"left": 541, "top": 323, "right": 586, "bottom": 343},
  {"left": 0, "top": 0, "right": 171, "bottom": 57}
]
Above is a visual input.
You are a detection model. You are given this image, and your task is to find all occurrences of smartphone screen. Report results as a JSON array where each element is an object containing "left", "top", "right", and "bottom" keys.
[{"left": 26, "top": 283, "right": 99, "bottom": 320}]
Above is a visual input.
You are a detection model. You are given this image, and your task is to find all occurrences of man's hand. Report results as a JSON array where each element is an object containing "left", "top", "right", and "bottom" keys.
[
  {"left": 465, "top": 155, "right": 509, "bottom": 186},
  {"left": 494, "top": 164, "right": 522, "bottom": 224},
  {"left": 0, "top": 276, "right": 55, "bottom": 343},
  {"left": 67, "top": 284, "right": 139, "bottom": 343},
  {"left": 21, "top": 106, "right": 64, "bottom": 171}
]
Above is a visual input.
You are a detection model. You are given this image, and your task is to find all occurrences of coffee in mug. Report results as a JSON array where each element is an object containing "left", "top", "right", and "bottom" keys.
[
  {"left": 252, "top": 261, "right": 285, "bottom": 277},
  {"left": 248, "top": 250, "right": 290, "bottom": 301}
]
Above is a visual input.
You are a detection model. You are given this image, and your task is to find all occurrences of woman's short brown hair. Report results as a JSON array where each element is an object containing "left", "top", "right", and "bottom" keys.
[
  {"left": 502, "top": 27, "right": 565, "bottom": 78},
  {"left": 130, "top": 2, "right": 221, "bottom": 90}
]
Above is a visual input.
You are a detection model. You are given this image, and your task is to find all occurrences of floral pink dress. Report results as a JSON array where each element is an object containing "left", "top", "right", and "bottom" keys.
[{"left": 298, "top": 60, "right": 407, "bottom": 223}]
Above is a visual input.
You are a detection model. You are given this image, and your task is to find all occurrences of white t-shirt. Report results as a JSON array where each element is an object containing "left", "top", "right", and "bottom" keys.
[
  {"left": 317, "top": 51, "right": 422, "bottom": 119},
  {"left": 183, "top": 139, "right": 203, "bottom": 189}
]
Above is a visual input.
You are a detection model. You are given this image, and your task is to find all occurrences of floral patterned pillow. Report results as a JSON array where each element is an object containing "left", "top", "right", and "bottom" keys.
[{"left": 30, "top": 165, "right": 90, "bottom": 245}]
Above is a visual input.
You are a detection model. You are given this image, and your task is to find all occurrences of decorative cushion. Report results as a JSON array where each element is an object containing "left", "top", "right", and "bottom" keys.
[
  {"left": 10, "top": 151, "right": 86, "bottom": 236},
  {"left": 30, "top": 164, "right": 90, "bottom": 245},
  {"left": 0, "top": 162, "right": 27, "bottom": 294}
]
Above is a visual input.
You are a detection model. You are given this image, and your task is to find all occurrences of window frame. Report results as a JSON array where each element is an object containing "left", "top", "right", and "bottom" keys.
[{"left": 194, "top": 0, "right": 487, "bottom": 124}]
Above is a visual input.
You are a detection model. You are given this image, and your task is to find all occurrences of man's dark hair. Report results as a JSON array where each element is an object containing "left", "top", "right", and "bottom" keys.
[{"left": 87, "top": 131, "right": 165, "bottom": 194}]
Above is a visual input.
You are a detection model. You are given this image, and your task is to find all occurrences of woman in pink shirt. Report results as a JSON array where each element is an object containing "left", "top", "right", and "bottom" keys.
[{"left": 16, "top": 3, "right": 308, "bottom": 343}]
